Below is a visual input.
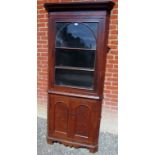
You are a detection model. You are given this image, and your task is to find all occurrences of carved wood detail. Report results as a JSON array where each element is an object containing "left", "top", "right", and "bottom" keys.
[
  {"left": 54, "top": 102, "right": 69, "bottom": 133},
  {"left": 75, "top": 105, "right": 90, "bottom": 137}
]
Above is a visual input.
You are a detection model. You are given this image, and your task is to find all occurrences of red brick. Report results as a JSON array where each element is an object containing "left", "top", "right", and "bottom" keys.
[
  {"left": 41, "top": 53, "right": 48, "bottom": 56},
  {"left": 112, "top": 9, "right": 118, "bottom": 15},
  {"left": 111, "top": 19, "right": 118, "bottom": 24},
  {"left": 107, "top": 54, "right": 113, "bottom": 59},
  {"left": 110, "top": 49, "right": 118, "bottom": 54},
  {"left": 107, "top": 77, "right": 118, "bottom": 81},
  {"left": 37, "top": 14, "right": 45, "bottom": 18},
  {"left": 112, "top": 73, "right": 118, "bottom": 78},
  {"left": 37, "top": 9, "right": 46, "bottom": 14},
  {"left": 38, "top": 27, "right": 48, "bottom": 31},
  {"left": 38, "top": 18, "right": 48, "bottom": 23},
  {"left": 62, "top": 0, "right": 72, "bottom": 2},
  {"left": 37, "top": 1, "right": 44, "bottom": 5},
  {"left": 110, "top": 29, "right": 118, "bottom": 35},
  {"left": 37, "top": 23, "right": 46, "bottom": 27},
  {"left": 109, "top": 24, "right": 117, "bottom": 29},
  {"left": 108, "top": 45, "right": 117, "bottom": 50},
  {"left": 38, "top": 49, "right": 47, "bottom": 53},
  {"left": 38, "top": 31, "right": 46, "bottom": 36},
  {"left": 108, "top": 34, "right": 117, "bottom": 39},
  {"left": 37, "top": 5, "right": 44, "bottom": 9},
  {"left": 38, "top": 41, "right": 48, "bottom": 45},
  {"left": 106, "top": 64, "right": 113, "bottom": 68},
  {"left": 41, "top": 36, "right": 48, "bottom": 40},
  {"left": 105, "top": 72, "right": 112, "bottom": 77},
  {"left": 110, "top": 40, "right": 118, "bottom": 45},
  {"left": 108, "top": 59, "right": 118, "bottom": 64},
  {"left": 111, "top": 90, "right": 118, "bottom": 95},
  {"left": 110, "top": 15, "right": 117, "bottom": 20}
]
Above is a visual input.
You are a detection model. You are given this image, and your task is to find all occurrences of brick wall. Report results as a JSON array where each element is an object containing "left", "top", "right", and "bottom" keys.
[{"left": 37, "top": 0, "right": 118, "bottom": 115}]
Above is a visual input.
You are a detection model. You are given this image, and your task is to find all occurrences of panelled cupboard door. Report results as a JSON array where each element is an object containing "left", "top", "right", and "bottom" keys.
[
  {"left": 70, "top": 97, "right": 101, "bottom": 144},
  {"left": 48, "top": 94, "right": 101, "bottom": 144},
  {"left": 48, "top": 95, "right": 70, "bottom": 139}
]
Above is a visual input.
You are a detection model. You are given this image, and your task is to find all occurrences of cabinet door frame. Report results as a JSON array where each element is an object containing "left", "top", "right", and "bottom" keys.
[
  {"left": 48, "top": 95, "right": 70, "bottom": 139},
  {"left": 48, "top": 11, "right": 108, "bottom": 97},
  {"left": 69, "top": 97, "right": 101, "bottom": 143}
]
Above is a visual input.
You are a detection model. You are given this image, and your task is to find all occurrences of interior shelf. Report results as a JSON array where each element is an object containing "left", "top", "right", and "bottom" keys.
[
  {"left": 55, "top": 47, "right": 96, "bottom": 51},
  {"left": 55, "top": 66, "right": 95, "bottom": 72}
]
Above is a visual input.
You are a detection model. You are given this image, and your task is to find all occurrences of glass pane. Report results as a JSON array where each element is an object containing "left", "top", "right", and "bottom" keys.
[
  {"left": 55, "top": 48, "right": 95, "bottom": 68},
  {"left": 55, "top": 69, "right": 94, "bottom": 88},
  {"left": 84, "top": 23, "right": 98, "bottom": 37},
  {"left": 56, "top": 22, "right": 97, "bottom": 49}
]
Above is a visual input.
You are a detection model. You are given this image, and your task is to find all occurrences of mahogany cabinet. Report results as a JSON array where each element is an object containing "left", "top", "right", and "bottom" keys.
[{"left": 44, "top": 1, "right": 114, "bottom": 153}]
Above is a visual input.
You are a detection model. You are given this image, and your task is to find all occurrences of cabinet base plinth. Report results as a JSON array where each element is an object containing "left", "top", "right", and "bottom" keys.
[
  {"left": 47, "top": 138, "right": 53, "bottom": 144},
  {"left": 47, "top": 137, "right": 98, "bottom": 153},
  {"left": 89, "top": 147, "right": 98, "bottom": 153}
]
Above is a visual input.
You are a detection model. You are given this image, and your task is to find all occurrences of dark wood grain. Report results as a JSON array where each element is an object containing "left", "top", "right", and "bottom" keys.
[
  {"left": 45, "top": 1, "right": 114, "bottom": 153},
  {"left": 44, "top": 1, "right": 114, "bottom": 12},
  {"left": 48, "top": 94, "right": 101, "bottom": 152}
]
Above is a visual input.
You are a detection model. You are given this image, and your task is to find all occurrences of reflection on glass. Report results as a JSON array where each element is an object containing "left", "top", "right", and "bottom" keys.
[
  {"left": 55, "top": 69, "right": 94, "bottom": 88},
  {"left": 54, "top": 22, "right": 98, "bottom": 89},
  {"left": 56, "top": 22, "right": 97, "bottom": 49},
  {"left": 55, "top": 48, "right": 95, "bottom": 68},
  {"left": 84, "top": 23, "right": 98, "bottom": 37}
]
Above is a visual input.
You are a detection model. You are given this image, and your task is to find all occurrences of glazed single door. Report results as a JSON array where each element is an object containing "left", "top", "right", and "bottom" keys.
[
  {"left": 48, "top": 13, "right": 106, "bottom": 96},
  {"left": 54, "top": 22, "right": 97, "bottom": 89}
]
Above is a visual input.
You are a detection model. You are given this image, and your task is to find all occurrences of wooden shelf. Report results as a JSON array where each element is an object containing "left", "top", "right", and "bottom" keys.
[
  {"left": 55, "top": 66, "right": 95, "bottom": 72},
  {"left": 55, "top": 47, "right": 96, "bottom": 51}
]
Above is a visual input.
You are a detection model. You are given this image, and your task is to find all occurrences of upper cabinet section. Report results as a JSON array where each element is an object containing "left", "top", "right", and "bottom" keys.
[{"left": 44, "top": 1, "right": 115, "bottom": 95}]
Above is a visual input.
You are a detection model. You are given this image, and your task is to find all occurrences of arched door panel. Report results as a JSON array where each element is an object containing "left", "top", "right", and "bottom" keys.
[
  {"left": 54, "top": 102, "right": 69, "bottom": 133},
  {"left": 74, "top": 105, "right": 90, "bottom": 137},
  {"left": 48, "top": 95, "right": 70, "bottom": 138}
]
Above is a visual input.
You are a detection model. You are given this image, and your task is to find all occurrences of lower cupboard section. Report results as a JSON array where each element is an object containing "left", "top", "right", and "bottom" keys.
[{"left": 47, "top": 94, "right": 102, "bottom": 146}]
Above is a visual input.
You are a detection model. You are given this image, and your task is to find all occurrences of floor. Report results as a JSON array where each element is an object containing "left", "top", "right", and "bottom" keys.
[{"left": 37, "top": 117, "right": 118, "bottom": 155}]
